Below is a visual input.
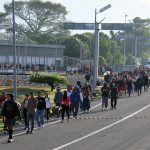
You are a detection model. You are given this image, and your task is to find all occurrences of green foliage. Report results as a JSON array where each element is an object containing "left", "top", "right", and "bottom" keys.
[
  {"left": 62, "top": 36, "right": 80, "bottom": 58},
  {"left": 28, "top": 33, "right": 56, "bottom": 44},
  {"left": 4, "top": 0, "right": 67, "bottom": 35},
  {"left": 74, "top": 33, "right": 93, "bottom": 59},
  {"left": 29, "top": 73, "right": 69, "bottom": 91},
  {"left": 106, "top": 49, "right": 113, "bottom": 65},
  {"left": 99, "top": 56, "right": 106, "bottom": 65}
]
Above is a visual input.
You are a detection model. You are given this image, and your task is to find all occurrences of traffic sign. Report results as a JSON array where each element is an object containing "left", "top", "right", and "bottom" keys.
[
  {"left": 101, "top": 23, "right": 133, "bottom": 31},
  {"left": 118, "top": 35, "right": 150, "bottom": 40},
  {"left": 64, "top": 23, "right": 94, "bottom": 30}
]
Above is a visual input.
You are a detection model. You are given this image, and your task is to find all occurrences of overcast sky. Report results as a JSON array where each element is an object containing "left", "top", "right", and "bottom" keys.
[{"left": 1, "top": 0, "right": 150, "bottom": 33}]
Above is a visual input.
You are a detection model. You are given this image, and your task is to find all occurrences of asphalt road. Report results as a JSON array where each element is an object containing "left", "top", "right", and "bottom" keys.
[{"left": 1, "top": 91, "right": 150, "bottom": 150}]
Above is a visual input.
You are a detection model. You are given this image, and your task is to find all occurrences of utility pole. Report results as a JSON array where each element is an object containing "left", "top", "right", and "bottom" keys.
[
  {"left": 93, "top": 4, "right": 111, "bottom": 94},
  {"left": 12, "top": 0, "right": 17, "bottom": 100},
  {"left": 123, "top": 14, "right": 128, "bottom": 65},
  {"left": 93, "top": 8, "right": 99, "bottom": 94}
]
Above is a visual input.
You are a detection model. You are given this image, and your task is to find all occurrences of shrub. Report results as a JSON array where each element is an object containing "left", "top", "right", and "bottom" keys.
[{"left": 29, "top": 73, "right": 69, "bottom": 91}]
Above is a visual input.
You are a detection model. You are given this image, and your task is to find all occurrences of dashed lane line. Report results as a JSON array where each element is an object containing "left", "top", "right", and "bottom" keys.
[{"left": 75, "top": 115, "right": 150, "bottom": 120}]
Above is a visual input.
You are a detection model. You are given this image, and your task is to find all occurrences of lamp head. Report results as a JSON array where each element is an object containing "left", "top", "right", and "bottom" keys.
[{"left": 99, "top": 4, "right": 111, "bottom": 13}]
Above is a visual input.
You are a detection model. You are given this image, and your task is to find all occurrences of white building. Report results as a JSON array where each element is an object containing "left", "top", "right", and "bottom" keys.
[{"left": 0, "top": 40, "right": 65, "bottom": 69}]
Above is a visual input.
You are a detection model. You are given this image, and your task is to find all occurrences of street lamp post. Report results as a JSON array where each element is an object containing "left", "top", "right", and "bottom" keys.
[
  {"left": 12, "top": 0, "right": 17, "bottom": 100},
  {"left": 93, "top": 4, "right": 111, "bottom": 94},
  {"left": 123, "top": 14, "right": 128, "bottom": 66}
]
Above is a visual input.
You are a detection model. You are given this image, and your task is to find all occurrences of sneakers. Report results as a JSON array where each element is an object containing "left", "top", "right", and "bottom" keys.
[
  {"left": 41, "top": 125, "right": 44, "bottom": 128},
  {"left": 26, "top": 130, "right": 30, "bottom": 134},
  {"left": 8, "top": 138, "right": 13, "bottom": 143},
  {"left": 24, "top": 127, "right": 27, "bottom": 130},
  {"left": 26, "top": 130, "right": 34, "bottom": 134},
  {"left": 104, "top": 107, "right": 108, "bottom": 111}
]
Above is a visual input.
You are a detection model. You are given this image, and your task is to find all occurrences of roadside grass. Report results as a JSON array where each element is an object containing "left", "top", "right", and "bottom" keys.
[{"left": 0, "top": 86, "right": 55, "bottom": 103}]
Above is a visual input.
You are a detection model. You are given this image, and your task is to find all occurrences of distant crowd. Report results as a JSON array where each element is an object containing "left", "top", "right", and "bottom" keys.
[{"left": 0, "top": 63, "right": 56, "bottom": 72}]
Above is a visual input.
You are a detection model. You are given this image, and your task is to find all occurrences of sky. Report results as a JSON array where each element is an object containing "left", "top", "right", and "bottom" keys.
[{"left": 1, "top": 0, "right": 150, "bottom": 33}]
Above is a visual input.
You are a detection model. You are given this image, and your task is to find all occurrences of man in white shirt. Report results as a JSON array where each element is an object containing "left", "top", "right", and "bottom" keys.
[{"left": 45, "top": 92, "right": 51, "bottom": 121}]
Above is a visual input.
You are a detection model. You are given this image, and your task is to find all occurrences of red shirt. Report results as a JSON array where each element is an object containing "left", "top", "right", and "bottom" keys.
[
  {"left": 0, "top": 95, "right": 7, "bottom": 108},
  {"left": 61, "top": 97, "right": 71, "bottom": 106}
]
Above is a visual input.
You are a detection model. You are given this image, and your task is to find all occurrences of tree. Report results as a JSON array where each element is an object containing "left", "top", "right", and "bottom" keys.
[
  {"left": 74, "top": 33, "right": 94, "bottom": 59},
  {"left": 28, "top": 33, "right": 56, "bottom": 44},
  {"left": 62, "top": 36, "right": 80, "bottom": 58},
  {"left": 29, "top": 73, "right": 69, "bottom": 91},
  {"left": 115, "top": 52, "right": 125, "bottom": 65},
  {"left": 0, "top": 12, "right": 11, "bottom": 31},
  {"left": 99, "top": 56, "right": 106, "bottom": 65},
  {"left": 4, "top": 0, "right": 67, "bottom": 35},
  {"left": 99, "top": 32, "right": 112, "bottom": 58},
  {"left": 105, "top": 49, "right": 113, "bottom": 65}
]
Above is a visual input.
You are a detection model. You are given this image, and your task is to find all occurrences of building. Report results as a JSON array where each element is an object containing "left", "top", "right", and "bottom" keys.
[{"left": 0, "top": 40, "right": 65, "bottom": 69}]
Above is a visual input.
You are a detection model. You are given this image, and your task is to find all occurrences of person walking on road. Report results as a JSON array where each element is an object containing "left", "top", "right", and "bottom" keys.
[
  {"left": 61, "top": 91, "right": 71, "bottom": 123},
  {"left": 101, "top": 83, "right": 110, "bottom": 111},
  {"left": 26, "top": 92, "right": 37, "bottom": 134},
  {"left": 54, "top": 86, "right": 63, "bottom": 118},
  {"left": 127, "top": 78, "right": 133, "bottom": 97},
  {"left": 22, "top": 93, "right": 29, "bottom": 130},
  {"left": 110, "top": 83, "right": 118, "bottom": 110},
  {"left": 1, "top": 94, "right": 21, "bottom": 143},
  {"left": 82, "top": 83, "right": 91, "bottom": 111},
  {"left": 143, "top": 73, "right": 149, "bottom": 92},
  {"left": 36, "top": 91, "right": 46, "bottom": 128},
  {"left": 70, "top": 86, "right": 81, "bottom": 118},
  {"left": 45, "top": 92, "right": 51, "bottom": 122},
  {"left": 136, "top": 76, "right": 143, "bottom": 96}
]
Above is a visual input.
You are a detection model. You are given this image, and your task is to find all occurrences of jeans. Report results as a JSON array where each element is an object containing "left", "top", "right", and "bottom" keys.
[
  {"left": 71, "top": 102, "right": 79, "bottom": 117},
  {"left": 36, "top": 109, "right": 45, "bottom": 127},
  {"left": 128, "top": 87, "right": 132, "bottom": 96},
  {"left": 83, "top": 98, "right": 90, "bottom": 111},
  {"left": 46, "top": 108, "right": 50, "bottom": 121},
  {"left": 111, "top": 97, "right": 117, "bottom": 108},
  {"left": 27, "top": 113, "right": 35, "bottom": 131},
  {"left": 102, "top": 96, "right": 109, "bottom": 108},
  {"left": 23, "top": 108, "right": 27, "bottom": 127}
]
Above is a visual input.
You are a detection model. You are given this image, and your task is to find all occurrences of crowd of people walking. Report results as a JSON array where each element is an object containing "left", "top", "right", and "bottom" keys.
[{"left": 0, "top": 68, "right": 149, "bottom": 143}]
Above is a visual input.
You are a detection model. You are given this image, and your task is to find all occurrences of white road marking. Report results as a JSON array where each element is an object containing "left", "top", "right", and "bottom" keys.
[
  {"left": 0, "top": 102, "right": 101, "bottom": 141},
  {"left": 52, "top": 103, "right": 150, "bottom": 150},
  {"left": 89, "top": 102, "right": 101, "bottom": 110}
]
